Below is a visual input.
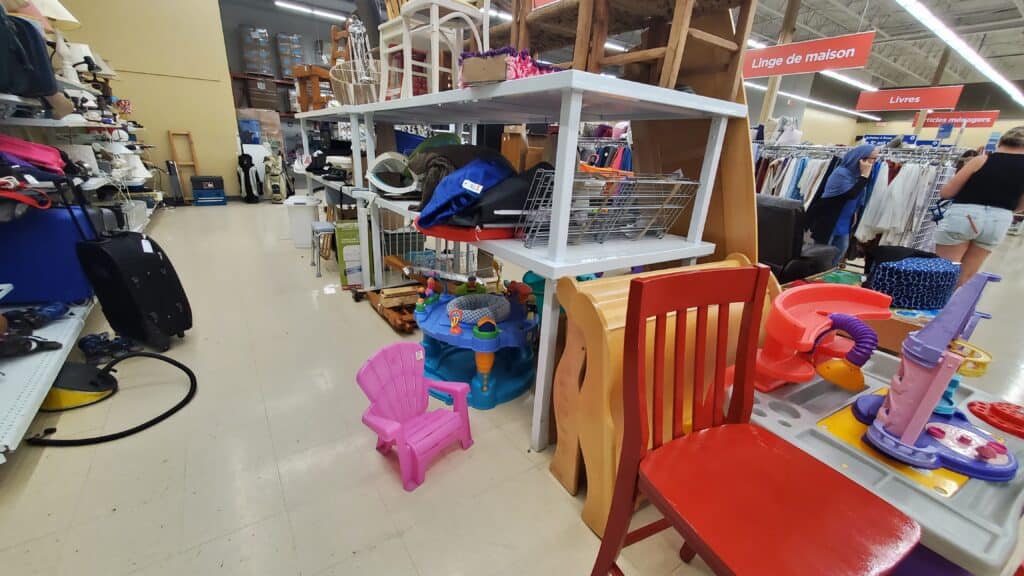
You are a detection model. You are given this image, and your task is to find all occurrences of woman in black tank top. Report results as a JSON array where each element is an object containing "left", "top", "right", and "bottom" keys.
[{"left": 934, "top": 127, "right": 1024, "bottom": 286}]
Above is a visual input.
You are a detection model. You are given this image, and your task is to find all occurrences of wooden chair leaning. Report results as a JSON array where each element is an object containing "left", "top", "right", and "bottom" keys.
[{"left": 499, "top": 0, "right": 755, "bottom": 98}]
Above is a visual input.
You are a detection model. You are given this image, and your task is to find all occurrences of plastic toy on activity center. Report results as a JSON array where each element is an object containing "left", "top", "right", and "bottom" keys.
[
  {"left": 753, "top": 283, "right": 893, "bottom": 393},
  {"left": 414, "top": 277, "right": 539, "bottom": 410},
  {"left": 853, "top": 272, "right": 1018, "bottom": 482}
]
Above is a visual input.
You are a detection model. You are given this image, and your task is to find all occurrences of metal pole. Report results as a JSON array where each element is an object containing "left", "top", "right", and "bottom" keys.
[
  {"left": 758, "top": 0, "right": 802, "bottom": 125},
  {"left": 914, "top": 46, "right": 951, "bottom": 136}
]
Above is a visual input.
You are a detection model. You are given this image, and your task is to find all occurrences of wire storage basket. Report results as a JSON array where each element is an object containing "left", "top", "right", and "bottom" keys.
[
  {"left": 517, "top": 168, "right": 699, "bottom": 248},
  {"left": 330, "top": 60, "right": 380, "bottom": 105},
  {"left": 369, "top": 210, "right": 497, "bottom": 290}
]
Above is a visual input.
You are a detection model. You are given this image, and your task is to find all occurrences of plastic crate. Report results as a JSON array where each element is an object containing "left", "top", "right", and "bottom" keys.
[{"left": 193, "top": 189, "right": 227, "bottom": 206}]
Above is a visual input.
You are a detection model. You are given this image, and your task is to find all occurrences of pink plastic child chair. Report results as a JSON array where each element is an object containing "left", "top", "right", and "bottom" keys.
[{"left": 356, "top": 342, "right": 473, "bottom": 491}]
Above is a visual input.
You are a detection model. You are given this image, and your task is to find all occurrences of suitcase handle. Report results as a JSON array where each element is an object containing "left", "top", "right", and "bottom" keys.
[{"left": 55, "top": 178, "right": 101, "bottom": 241}]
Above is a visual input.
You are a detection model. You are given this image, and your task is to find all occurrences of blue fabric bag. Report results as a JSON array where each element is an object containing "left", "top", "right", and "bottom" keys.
[
  {"left": 868, "top": 257, "right": 958, "bottom": 309},
  {"left": 417, "top": 156, "right": 513, "bottom": 228}
]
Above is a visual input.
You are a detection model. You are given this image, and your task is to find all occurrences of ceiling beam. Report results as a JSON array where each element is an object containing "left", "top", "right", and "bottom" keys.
[
  {"left": 758, "top": 2, "right": 931, "bottom": 84},
  {"left": 1014, "top": 0, "right": 1024, "bottom": 19},
  {"left": 809, "top": 0, "right": 966, "bottom": 81},
  {"left": 872, "top": 19, "right": 1024, "bottom": 44}
]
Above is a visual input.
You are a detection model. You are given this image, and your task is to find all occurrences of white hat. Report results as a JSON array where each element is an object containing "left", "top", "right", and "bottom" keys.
[{"left": 29, "top": 0, "right": 79, "bottom": 29}]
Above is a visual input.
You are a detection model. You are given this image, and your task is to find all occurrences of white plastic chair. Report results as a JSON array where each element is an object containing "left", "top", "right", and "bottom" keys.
[{"left": 378, "top": 0, "right": 491, "bottom": 100}]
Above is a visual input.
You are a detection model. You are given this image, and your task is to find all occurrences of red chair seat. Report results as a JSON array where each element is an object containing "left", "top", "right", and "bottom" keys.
[{"left": 639, "top": 423, "right": 921, "bottom": 576}]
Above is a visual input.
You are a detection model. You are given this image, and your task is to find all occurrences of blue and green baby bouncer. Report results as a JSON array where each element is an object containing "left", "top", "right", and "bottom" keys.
[{"left": 415, "top": 277, "right": 539, "bottom": 409}]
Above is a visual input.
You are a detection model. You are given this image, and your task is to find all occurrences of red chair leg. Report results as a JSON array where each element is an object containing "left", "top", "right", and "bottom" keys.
[
  {"left": 680, "top": 542, "right": 697, "bottom": 563},
  {"left": 590, "top": 482, "right": 636, "bottom": 575}
]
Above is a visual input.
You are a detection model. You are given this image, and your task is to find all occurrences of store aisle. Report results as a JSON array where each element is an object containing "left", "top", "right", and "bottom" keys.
[
  {"left": 2, "top": 205, "right": 1022, "bottom": 576},
  {"left": 967, "top": 233, "right": 1024, "bottom": 404},
  {"left": 0, "top": 204, "right": 711, "bottom": 576}
]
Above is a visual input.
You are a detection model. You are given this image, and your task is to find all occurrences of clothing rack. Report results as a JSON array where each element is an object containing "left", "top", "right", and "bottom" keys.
[{"left": 856, "top": 146, "right": 963, "bottom": 249}]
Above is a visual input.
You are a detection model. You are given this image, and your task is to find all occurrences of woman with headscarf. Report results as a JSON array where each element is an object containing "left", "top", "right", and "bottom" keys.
[{"left": 807, "top": 144, "right": 879, "bottom": 266}]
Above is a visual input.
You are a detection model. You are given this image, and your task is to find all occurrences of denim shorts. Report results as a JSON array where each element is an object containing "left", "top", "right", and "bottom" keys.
[{"left": 934, "top": 203, "right": 1013, "bottom": 250}]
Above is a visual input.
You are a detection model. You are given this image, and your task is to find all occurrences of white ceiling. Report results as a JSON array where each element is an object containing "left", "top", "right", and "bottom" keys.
[{"left": 751, "top": 0, "right": 1024, "bottom": 88}]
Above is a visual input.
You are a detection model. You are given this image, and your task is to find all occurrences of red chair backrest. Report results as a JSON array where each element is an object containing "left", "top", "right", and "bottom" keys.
[{"left": 622, "top": 265, "right": 771, "bottom": 460}]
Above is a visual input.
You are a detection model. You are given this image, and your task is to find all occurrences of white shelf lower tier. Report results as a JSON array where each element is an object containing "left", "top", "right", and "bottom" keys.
[
  {"left": 0, "top": 301, "right": 94, "bottom": 462},
  {"left": 477, "top": 235, "right": 716, "bottom": 278}
]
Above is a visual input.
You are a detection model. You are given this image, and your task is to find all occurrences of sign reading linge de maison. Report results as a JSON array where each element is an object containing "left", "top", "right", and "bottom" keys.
[{"left": 743, "top": 32, "right": 875, "bottom": 78}]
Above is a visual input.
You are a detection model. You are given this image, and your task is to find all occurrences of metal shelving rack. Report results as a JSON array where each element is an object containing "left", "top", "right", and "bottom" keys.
[
  {"left": 0, "top": 302, "right": 93, "bottom": 463},
  {"left": 297, "top": 70, "right": 746, "bottom": 450}
]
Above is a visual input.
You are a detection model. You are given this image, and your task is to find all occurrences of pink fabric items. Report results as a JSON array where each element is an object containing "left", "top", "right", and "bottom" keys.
[
  {"left": 0, "top": 134, "right": 64, "bottom": 174},
  {"left": 459, "top": 47, "right": 562, "bottom": 88}
]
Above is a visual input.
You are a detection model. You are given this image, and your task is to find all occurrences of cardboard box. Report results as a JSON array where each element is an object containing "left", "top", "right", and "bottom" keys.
[
  {"left": 335, "top": 221, "right": 363, "bottom": 290},
  {"left": 242, "top": 27, "right": 274, "bottom": 76},
  {"left": 461, "top": 56, "right": 509, "bottom": 85},
  {"left": 236, "top": 108, "right": 282, "bottom": 148},
  {"left": 276, "top": 33, "right": 304, "bottom": 78},
  {"left": 865, "top": 315, "right": 926, "bottom": 355},
  {"left": 247, "top": 79, "right": 279, "bottom": 110}
]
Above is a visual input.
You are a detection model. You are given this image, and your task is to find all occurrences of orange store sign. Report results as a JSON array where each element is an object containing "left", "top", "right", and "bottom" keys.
[
  {"left": 856, "top": 85, "right": 964, "bottom": 111},
  {"left": 915, "top": 110, "right": 1001, "bottom": 128},
  {"left": 743, "top": 32, "right": 875, "bottom": 78}
]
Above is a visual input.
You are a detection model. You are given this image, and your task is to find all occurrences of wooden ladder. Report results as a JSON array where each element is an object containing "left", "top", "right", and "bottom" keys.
[{"left": 168, "top": 130, "right": 200, "bottom": 203}]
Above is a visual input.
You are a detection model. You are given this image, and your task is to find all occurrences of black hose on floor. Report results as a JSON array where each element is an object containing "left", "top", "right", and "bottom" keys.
[{"left": 27, "top": 352, "right": 197, "bottom": 447}]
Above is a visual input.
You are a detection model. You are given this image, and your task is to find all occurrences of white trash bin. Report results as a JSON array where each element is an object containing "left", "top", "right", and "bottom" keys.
[{"left": 284, "top": 196, "right": 321, "bottom": 248}]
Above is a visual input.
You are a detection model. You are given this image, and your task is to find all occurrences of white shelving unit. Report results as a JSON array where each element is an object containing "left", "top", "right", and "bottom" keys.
[
  {"left": 297, "top": 70, "right": 746, "bottom": 450},
  {"left": 0, "top": 301, "right": 94, "bottom": 463},
  {"left": 0, "top": 116, "right": 142, "bottom": 130},
  {"left": 56, "top": 76, "right": 102, "bottom": 96},
  {"left": 0, "top": 93, "right": 41, "bottom": 110}
]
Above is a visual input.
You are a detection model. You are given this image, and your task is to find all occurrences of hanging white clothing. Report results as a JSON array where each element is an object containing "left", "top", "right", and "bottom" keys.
[{"left": 855, "top": 161, "right": 890, "bottom": 243}]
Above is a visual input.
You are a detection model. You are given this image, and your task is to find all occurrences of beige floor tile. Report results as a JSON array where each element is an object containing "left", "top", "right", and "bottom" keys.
[
  {"left": 314, "top": 535, "right": 419, "bottom": 576},
  {"left": 183, "top": 414, "right": 285, "bottom": 538},
  {"left": 400, "top": 465, "right": 582, "bottom": 576},
  {"left": 276, "top": 431, "right": 392, "bottom": 509},
  {"left": 58, "top": 486, "right": 185, "bottom": 576},
  {"left": 0, "top": 534, "right": 64, "bottom": 576},
  {"left": 288, "top": 485, "right": 399, "bottom": 575},
  {"left": 72, "top": 424, "right": 186, "bottom": 526},
  {"left": 0, "top": 469, "right": 84, "bottom": 549},
  {"left": 170, "top": 513, "right": 299, "bottom": 576}
]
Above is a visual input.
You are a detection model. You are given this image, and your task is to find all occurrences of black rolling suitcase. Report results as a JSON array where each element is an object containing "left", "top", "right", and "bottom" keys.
[{"left": 76, "top": 232, "right": 192, "bottom": 351}]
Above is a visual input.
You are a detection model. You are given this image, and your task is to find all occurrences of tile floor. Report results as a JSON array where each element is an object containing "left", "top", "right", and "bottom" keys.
[{"left": 1, "top": 203, "right": 1022, "bottom": 576}]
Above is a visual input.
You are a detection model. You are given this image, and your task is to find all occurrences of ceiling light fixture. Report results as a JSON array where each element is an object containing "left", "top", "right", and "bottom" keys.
[
  {"left": 604, "top": 41, "right": 628, "bottom": 52},
  {"left": 744, "top": 81, "right": 882, "bottom": 121},
  {"left": 745, "top": 39, "right": 878, "bottom": 92},
  {"left": 275, "top": 1, "right": 347, "bottom": 21},
  {"left": 489, "top": 9, "right": 514, "bottom": 22},
  {"left": 890, "top": 0, "right": 1024, "bottom": 106}
]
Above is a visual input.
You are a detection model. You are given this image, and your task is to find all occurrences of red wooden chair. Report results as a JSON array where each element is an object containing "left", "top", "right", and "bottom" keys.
[{"left": 591, "top": 265, "right": 921, "bottom": 576}]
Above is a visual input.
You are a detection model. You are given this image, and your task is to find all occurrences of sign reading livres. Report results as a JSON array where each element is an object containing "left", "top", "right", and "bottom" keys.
[
  {"left": 856, "top": 85, "right": 964, "bottom": 111},
  {"left": 742, "top": 32, "right": 875, "bottom": 78},
  {"left": 914, "top": 110, "right": 1001, "bottom": 129}
]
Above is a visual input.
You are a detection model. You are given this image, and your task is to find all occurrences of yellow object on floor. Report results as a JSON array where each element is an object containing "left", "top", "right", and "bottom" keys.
[
  {"left": 41, "top": 382, "right": 115, "bottom": 411},
  {"left": 817, "top": 390, "right": 968, "bottom": 497}
]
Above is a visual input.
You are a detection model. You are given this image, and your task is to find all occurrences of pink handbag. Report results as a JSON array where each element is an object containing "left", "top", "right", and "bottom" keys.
[{"left": 0, "top": 134, "right": 64, "bottom": 174}]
